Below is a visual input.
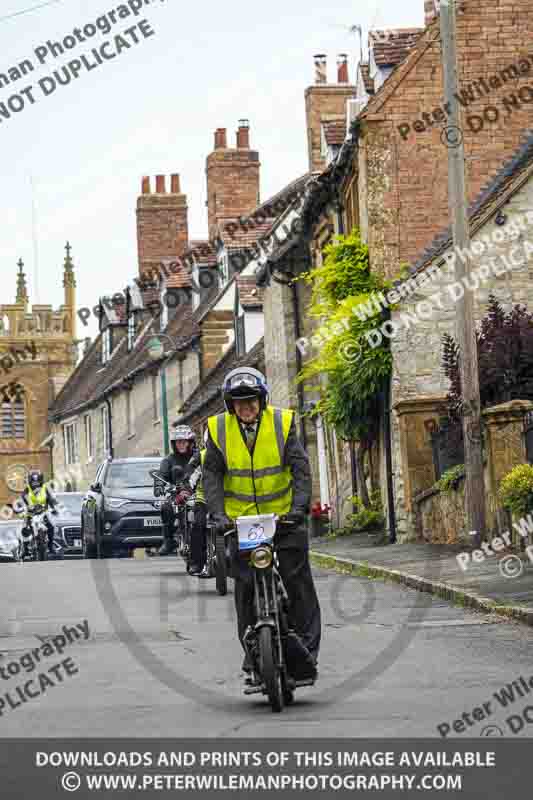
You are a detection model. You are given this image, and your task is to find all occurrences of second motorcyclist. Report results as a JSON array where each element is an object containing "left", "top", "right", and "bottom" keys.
[
  {"left": 158, "top": 425, "right": 198, "bottom": 556},
  {"left": 20, "top": 470, "right": 58, "bottom": 554}
]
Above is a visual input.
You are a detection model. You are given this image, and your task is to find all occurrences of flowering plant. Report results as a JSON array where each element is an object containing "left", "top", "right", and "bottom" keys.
[{"left": 311, "top": 501, "right": 331, "bottom": 519}]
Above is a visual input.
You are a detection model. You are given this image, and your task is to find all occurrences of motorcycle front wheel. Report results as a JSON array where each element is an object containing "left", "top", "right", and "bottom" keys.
[
  {"left": 258, "top": 626, "right": 284, "bottom": 713},
  {"left": 37, "top": 539, "right": 48, "bottom": 561}
]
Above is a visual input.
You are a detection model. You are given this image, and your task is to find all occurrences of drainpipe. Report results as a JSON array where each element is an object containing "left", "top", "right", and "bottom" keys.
[
  {"left": 105, "top": 396, "right": 114, "bottom": 459},
  {"left": 382, "top": 374, "right": 397, "bottom": 544},
  {"left": 291, "top": 277, "right": 307, "bottom": 449},
  {"left": 334, "top": 189, "right": 359, "bottom": 505}
]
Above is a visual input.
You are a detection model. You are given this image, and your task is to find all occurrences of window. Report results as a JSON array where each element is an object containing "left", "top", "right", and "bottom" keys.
[
  {"left": 102, "top": 328, "right": 111, "bottom": 364},
  {"left": 151, "top": 374, "right": 160, "bottom": 422},
  {"left": 84, "top": 414, "right": 93, "bottom": 461},
  {"left": 101, "top": 406, "right": 110, "bottom": 456},
  {"left": 1, "top": 399, "right": 25, "bottom": 438},
  {"left": 127, "top": 314, "right": 136, "bottom": 351},
  {"left": 63, "top": 422, "right": 79, "bottom": 465},
  {"left": 126, "top": 390, "right": 135, "bottom": 437}
]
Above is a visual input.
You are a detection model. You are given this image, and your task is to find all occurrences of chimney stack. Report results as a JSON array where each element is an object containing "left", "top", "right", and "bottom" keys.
[
  {"left": 136, "top": 173, "right": 189, "bottom": 280},
  {"left": 314, "top": 54, "right": 327, "bottom": 84},
  {"left": 236, "top": 119, "right": 250, "bottom": 149},
  {"left": 214, "top": 128, "right": 227, "bottom": 149},
  {"left": 424, "top": 0, "right": 439, "bottom": 27},
  {"left": 206, "top": 123, "right": 261, "bottom": 239},
  {"left": 305, "top": 53, "right": 356, "bottom": 173},
  {"left": 337, "top": 53, "right": 349, "bottom": 83}
]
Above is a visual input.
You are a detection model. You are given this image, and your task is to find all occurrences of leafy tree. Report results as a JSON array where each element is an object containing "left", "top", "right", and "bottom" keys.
[
  {"left": 442, "top": 295, "right": 533, "bottom": 418},
  {"left": 440, "top": 296, "right": 533, "bottom": 452}
]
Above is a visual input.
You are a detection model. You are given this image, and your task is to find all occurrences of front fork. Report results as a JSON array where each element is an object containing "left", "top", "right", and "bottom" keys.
[{"left": 243, "top": 564, "right": 286, "bottom": 675}]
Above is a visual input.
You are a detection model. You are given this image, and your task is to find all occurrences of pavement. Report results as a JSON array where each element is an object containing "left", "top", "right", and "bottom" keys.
[
  {"left": 310, "top": 531, "right": 533, "bottom": 626},
  {"left": 1, "top": 553, "right": 533, "bottom": 738}
]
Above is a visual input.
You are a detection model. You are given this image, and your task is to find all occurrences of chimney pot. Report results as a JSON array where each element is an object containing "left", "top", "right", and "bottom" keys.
[
  {"left": 155, "top": 175, "right": 166, "bottom": 193},
  {"left": 171, "top": 174, "right": 181, "bottom": 193},
  {"left": 236, "top": 120, "right": 250, "bottom": 149},
  {"left": 214, "top": 128, "right": 227, "bottom": 149},
  {"left": 424, "top": 0, "right": 439, "bottom": 27},
  {"left": 314, "top": 54, "right": 327, "bottom": 84},
  {"left": 141, "top": 176, "right": 151, "bottom": 194},
  {"left": 337, "top": 53, "right": 349, "bottom": 83}
]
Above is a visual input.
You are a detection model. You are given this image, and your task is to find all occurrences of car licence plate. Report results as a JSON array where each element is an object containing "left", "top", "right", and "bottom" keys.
[
  {"left": 74, "top": 539, "right": 81, "bottom": 548},
  {"left": 144, "top": 518, "right": 162, "bottom": 527}
]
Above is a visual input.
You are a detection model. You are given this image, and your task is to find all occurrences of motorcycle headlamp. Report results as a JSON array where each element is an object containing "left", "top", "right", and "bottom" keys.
[{"left": 250, "top": 546, "right": 273, "bottom": 569}]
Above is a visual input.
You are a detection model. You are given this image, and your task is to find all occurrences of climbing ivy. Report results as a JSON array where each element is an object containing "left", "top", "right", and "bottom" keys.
[{"left": 296, "top": 229, "right": 395, "bottom": 443}]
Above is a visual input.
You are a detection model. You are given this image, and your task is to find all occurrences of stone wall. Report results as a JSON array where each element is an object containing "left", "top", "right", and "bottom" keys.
[{"left": 390, "top": 177, "right": 533, "bottom": 540}]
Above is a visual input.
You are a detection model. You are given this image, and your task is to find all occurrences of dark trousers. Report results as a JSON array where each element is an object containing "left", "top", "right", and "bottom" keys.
[
  {"left": 190, "top": 502, "right": 207, "bottom": 568},
  {"left": 232, "top": 527, "right": 321, "bottom": 661},
  {"left": 23, "top": 513, "right": 55, "bottom": 548},
  {"left": 161, "top": 499, "right": 175, "bottom": 541}
]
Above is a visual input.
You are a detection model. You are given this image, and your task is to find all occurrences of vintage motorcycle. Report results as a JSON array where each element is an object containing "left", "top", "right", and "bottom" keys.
[
  {"left": 150, "top": 469, "right": 195, "bottom": 571},
  {"left": 21, "top": 505, "right": 50, "bottom": 562},
  {"left": 227, "top": 513, "right": 317, "bottom": 712}
]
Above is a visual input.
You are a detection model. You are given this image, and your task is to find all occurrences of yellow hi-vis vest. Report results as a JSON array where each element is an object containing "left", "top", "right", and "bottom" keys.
[
  {"left": 195, "top": 449, "right": 206, "bottom": 505},
  {"left": 27, "top": 486, "right": 47, "bottom": 506},
  {"left": 208, "top": 406, "right": 294, "bottom": 519}
]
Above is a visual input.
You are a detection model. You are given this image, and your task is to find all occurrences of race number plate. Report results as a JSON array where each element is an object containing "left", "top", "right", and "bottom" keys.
[{"left": 236, "top": 514, "right": 276, "bottom": 551}]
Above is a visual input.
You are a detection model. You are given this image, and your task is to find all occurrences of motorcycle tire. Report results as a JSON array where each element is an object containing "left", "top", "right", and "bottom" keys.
[
  {"left": 281, "top": 674, "right": 294, "bottom": 706},
  {"left": 215, "top": 532, "right": 228, "bottom": 596},
  {"left": 258, "top": 626, "right": 284, "bottom": 713},
  {"left": 37, "top": 540, "right": 48, "bottom": 562}
]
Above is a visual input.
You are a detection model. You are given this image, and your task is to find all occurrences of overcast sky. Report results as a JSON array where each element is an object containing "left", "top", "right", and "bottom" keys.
[{"left": 1, "top": 0, "right": 423, "bottom": 339}]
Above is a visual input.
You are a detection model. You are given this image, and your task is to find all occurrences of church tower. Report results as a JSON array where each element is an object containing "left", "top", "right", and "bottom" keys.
[{"left": 0, "top": 247, "right": 78, "bottom": 507}]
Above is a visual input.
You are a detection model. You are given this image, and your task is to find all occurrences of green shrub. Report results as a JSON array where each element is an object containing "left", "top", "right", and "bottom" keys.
[
  {"left": 498, "top": 464, "right": 533, "bottom": 517},
  {"left": 435, "top": 464, "right": 465, "bottom": 494},
  {"left": 337, "top": 491, "right": 385, "bottom": 535}
]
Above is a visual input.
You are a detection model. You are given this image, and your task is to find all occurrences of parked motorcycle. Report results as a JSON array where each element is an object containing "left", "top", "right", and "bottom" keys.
[{"left": 228, "top": 513, "right": 317, "bottom": 712}]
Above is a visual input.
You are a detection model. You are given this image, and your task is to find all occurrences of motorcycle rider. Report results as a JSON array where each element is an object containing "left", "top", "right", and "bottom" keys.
[
  {"left": 203, "top": 367, "right": 321, "bottom": 681},
  {"left": 20, "top": 470, "right": 58, "bottom": 553},
  {"left": 188, "top": 431, "right": 209, "bottom": 577},
  {"left": 158, "top": 426, "right": 198, "bottom": 556}
]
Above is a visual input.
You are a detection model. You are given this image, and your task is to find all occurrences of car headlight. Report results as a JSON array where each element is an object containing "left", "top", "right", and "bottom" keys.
[
  {"left": 105, "top": 498, "right": 129, "bottom": 509},
  {"left": 250, "top": 546, "right": 273, "bottom": 569}
]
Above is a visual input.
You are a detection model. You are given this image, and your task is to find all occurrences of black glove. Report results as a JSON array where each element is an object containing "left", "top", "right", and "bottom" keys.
[
  {"left": 50, "top": 508, "right": 59, "bottom": 516},
  {"left": 282, "top": 510, "right": 306, "bottom": 526}
]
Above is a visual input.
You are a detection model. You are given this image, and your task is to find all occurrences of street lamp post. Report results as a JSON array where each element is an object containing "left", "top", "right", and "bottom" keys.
[{"left": 147, "top": 334, "right": 178, "bottom": 455}]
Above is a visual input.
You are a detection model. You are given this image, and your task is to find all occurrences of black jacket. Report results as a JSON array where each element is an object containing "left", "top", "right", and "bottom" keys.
[
  {"left": 203, "top": 412, "right": 311, "bottom": 519},
  {"left": 159, "top": 450, "right": 199, "bottom": 488}
]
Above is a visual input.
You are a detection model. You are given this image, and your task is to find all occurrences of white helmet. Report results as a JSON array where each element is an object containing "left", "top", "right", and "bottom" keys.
[{"left": 171, "top": 425, "right": 195, "bottom": 443}]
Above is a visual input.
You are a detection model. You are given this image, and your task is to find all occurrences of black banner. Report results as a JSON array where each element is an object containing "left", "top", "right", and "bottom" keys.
[{"left": 0, "top": 739, "right": 530, "bottom": 798}]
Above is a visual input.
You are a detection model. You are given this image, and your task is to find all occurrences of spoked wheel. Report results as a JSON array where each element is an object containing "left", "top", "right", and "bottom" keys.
[
  {"left": 258, "top": 626, "right": 284, "bottom": 713},
  {"left": 215, "top": 532, "right": 228, "bottom": 596}
]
